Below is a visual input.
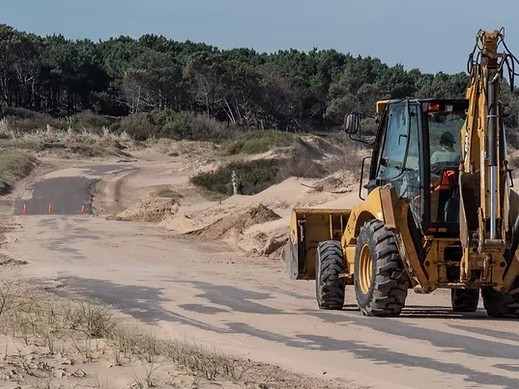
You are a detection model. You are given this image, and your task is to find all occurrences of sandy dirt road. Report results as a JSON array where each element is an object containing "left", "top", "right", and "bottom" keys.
[{"left": 4, "top": 162, "right": 519, "bottom": 389}]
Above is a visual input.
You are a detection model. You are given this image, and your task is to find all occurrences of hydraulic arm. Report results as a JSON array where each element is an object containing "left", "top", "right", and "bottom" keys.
[{"left": 459, "top": 29, "right": 518, "bottom": 284}]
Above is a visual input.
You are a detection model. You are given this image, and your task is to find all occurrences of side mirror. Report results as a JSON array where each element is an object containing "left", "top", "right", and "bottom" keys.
[{"left": 344, "top": 113, "right": 360, "bottom": 134}]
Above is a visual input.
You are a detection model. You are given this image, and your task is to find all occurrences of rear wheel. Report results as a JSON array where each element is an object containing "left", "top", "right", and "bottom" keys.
[
  {"left": 315, "top": 240, "right": 345, "bottom": 310},
  {"left": 451, "top": 289, "right": 479, "bottom": 312},
  {"left": 482, "top": 280, "right": 519, "bottom": 318},
  {"left": 354, "top": 220, "right": 410, "bottom": 317}
]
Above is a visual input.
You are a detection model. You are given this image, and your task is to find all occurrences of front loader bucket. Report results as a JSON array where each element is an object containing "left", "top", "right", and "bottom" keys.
[{"left": 285, "top": 208, "right": 351, "bottom": 280}]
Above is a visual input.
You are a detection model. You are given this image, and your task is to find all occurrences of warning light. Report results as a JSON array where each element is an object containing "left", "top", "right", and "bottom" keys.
[{"left": 428, "top": 102, "right": 441, "bottom": 111}]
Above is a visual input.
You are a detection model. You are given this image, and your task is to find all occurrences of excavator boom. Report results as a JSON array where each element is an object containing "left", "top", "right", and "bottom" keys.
[{"left": 459, "top": 29, "right": 516, "bottom": 285}]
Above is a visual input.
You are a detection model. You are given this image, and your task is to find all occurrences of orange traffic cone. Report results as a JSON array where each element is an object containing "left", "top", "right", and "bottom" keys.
[
  {"left": 48, "top": 203, "right": 52, "bottom": 214},
  {"left": 22, "top": 204, "right": 27, "bottom": 215},
  {"left": 80, "top": 204, "right": 85, "bottom": 215}
]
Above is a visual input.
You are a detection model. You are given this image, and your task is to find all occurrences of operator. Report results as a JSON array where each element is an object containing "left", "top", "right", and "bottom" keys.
[{"left": 431, "top": 131, "right": 460, "bottom": 164}]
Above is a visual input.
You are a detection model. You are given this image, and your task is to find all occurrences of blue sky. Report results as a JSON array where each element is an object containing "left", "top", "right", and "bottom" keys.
[{"left": 3, "top": 0, "right": 519, "bottom": 74}]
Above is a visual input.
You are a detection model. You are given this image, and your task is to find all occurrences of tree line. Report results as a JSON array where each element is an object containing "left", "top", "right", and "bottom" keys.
[{"left": 2, "top": 23, "right": 519, "bottom": 132}]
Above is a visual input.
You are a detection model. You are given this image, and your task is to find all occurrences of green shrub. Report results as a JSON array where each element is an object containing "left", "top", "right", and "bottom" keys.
[
  {"left": 190, "top": 159, "right": 281, "bottom": 195},
  {"left": 506, "top": 128, "right": 519, "bottom": 150},
  {"left": 110, "top": 112, "right": 154, "bottom": 141},
  {"left": 187, "top": 113, "right": 238, "bottom": 141},
  {"left": 3, "top": 111, "right": 63, "bottom": 133},
  {"left": 227, "top": 130, "right": 295, "bottom": 155},
  {"left": 0, "top": 107, "right": 49, "bottom": 120},
  {"left": 154, "top": 111, "right": 191, "bottom": 139},
  {"left": 65, "top": 111, "right": 118, "bottom": 133},
  {"left": 112, "top": 110, "right": 240, "bottom": 142}
]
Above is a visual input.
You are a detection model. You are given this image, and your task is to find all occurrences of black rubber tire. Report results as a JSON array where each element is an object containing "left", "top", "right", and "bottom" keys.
[
  {"left": 482, "top": 281, "right": 519, "bottom": 318},
  {"left": 315, "top": 240, "right": 345, "bottom": 310},
  {"left": 354, "top": 220, "right": 410, "bottom": 317},
  {"left": 451, "top": 289, "right": 479, "bottom": 312}
]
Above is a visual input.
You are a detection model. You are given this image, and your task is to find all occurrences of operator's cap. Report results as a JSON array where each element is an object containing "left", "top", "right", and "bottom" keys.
[{"left": 440, "top": 131, "right": 455, "bottom": 144}]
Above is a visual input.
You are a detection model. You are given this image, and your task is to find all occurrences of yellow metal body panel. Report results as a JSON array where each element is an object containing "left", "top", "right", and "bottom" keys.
[
  {"left": 335, "top": 186, "right": 429, "bottom": 290},
  {"left": 376, "top": 100, "right": 390, "bottom": 113},
  {"left": 341, "top": 187, "right": 384, "bottom": 271}
]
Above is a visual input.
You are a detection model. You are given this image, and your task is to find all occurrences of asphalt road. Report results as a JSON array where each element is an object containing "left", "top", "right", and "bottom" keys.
[
  {"left": 14, "top": 164, "right": 127, "bottom": 215},
  {"left": 6, "top": 164, "right": 519, "bottom": 389}
]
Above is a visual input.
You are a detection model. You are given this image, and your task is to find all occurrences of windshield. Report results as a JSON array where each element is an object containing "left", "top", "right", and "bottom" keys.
[
  {"left": 376, "top": 100, "right": 409, "bottom": 180},
  {"left": 375, "top": 101, "right": 421, "bottom": 207}
]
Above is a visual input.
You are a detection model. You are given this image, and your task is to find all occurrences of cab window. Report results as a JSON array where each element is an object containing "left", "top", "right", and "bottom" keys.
[
  {"left": 428, "top": 109, "right": 466, "bottom": 224},
  {"left": 376, "top": 101, "right": 408, "bottom": 180},
  {"left": 376, "top": 101, "right": 421, "bottom": 204}
]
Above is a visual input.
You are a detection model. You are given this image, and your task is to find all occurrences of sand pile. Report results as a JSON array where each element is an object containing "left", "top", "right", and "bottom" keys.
[
  {"left": 111, "top": 197, "right": 178, "bottom": 222},
  {"left": 238, "top": 229, "right": 289, "bottom": 257},
  {"left": 310, "top": 171, "right": 356, "bottom": 194},
  {"left": 189, "top": 204, "right": 281, "bottom": 240}
]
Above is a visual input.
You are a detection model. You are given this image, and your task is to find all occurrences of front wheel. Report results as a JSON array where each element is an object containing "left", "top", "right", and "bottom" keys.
[
  {"left": 315, "top": 240, "right": 345, "bottom": 310},
  {"left": 354, "top": 220, "right": 410, "bottom": 317}
]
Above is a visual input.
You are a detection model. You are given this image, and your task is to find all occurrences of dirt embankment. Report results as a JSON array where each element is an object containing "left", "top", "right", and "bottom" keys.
[
  {"left": 184, "top": 204, "right": 289, "bottom": 256},
  {"left": 189, "top": 204, "right": 281, "bottom": 240},
  {"left": 110, "top": 197, "right": 179, "bottom": 223}
]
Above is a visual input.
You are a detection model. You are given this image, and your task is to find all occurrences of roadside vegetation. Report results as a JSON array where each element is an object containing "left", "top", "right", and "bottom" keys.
[
  {"left": 227, "top": 130, "right": 295, "bottom": 155},
  {"left": 0, "top": 281, "right": 345, "bottom": 389},
  {"left": 190, "top": 145, "right": 364, "bottom": 196},
  {"left": 110, "top": 109, "right": 241, "bottom": 142},
  {"left": 0, "top": 114, "right": 134, "bottom": 159},
  {"left": 0, "top": 150, "right": 37, "bottom": 194},
  {"left": 191, "top": 159, "right": 281, "bottom": 195}
]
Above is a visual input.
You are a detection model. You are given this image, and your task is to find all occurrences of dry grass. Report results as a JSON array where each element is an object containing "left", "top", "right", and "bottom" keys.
[
  {"left": 0, "top": 281, "right": 245, "bottom": 386},
  {"left": 0, "top": 118, "right": 135, "bottom": 158},
  {"left": 0, "top": 281, "right": 347, "bottom": 388}
]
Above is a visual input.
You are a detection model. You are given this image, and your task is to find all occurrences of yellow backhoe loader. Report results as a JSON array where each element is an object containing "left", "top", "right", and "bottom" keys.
[{"left": 285, "top": 29, "right": 519, "bottom": 317}]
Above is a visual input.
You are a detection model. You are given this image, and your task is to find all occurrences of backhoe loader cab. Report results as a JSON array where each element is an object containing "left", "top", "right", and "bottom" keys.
[
  {"left": 285, "top": 29, "right": 519, "bottom": 318},
  {"left": 360, "top": 98, "right": 469, "bottom": 233}
]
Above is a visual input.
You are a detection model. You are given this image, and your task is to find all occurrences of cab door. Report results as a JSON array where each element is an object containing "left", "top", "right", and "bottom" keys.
[{"left": 371, "top": 100, "right": 423, "bottom": 220}]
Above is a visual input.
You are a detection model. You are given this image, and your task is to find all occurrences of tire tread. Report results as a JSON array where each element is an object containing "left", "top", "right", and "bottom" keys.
[
  {"left": 451, "top": 289, "right": 479, "bottom": 313},
  {"left": 355, "top": 220, "right": 410, "bottom": 317},
  {"left": 316, "top": 240, "right": 345, "bottom": 310}
]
